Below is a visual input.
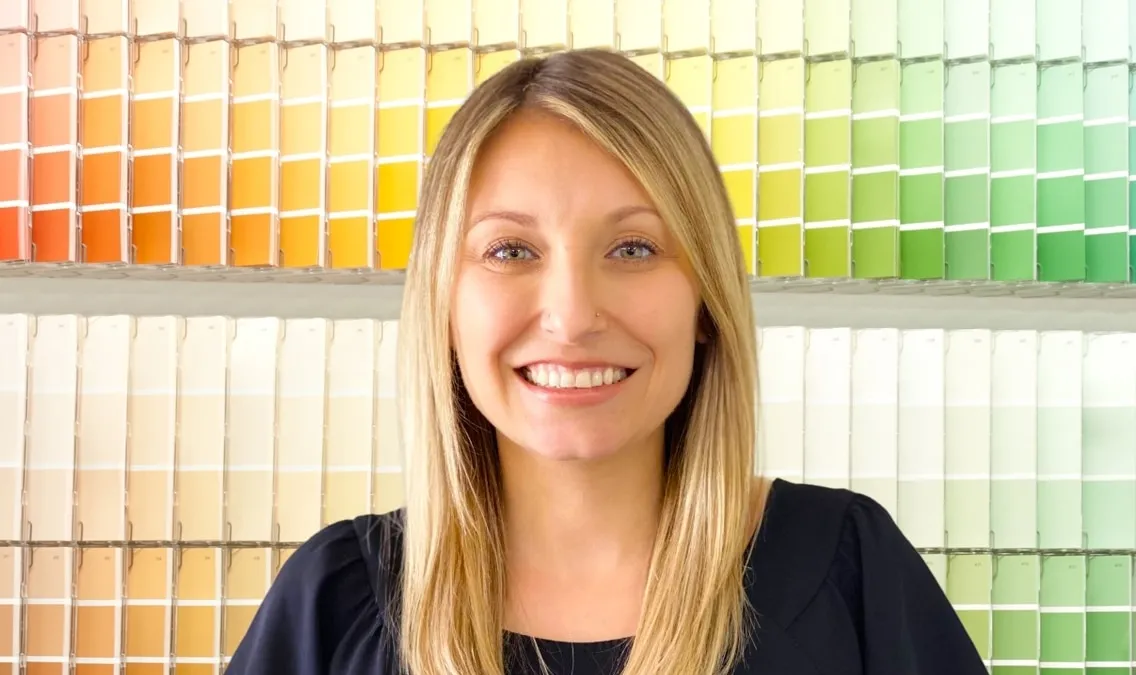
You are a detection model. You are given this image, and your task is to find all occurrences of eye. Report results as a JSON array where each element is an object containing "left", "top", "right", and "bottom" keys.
[
  {"left": 609, "top": 239, "right": 658, "bottom": 261},
  {"left": 485, "top": 240, "right": 537, "bottom": 263}
]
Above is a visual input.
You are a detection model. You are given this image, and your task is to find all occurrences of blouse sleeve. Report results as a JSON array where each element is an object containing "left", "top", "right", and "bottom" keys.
[
  {"left": 847, "top": 495, "right": 988, "bottom": 675},
  {"left": 225, "top": 519, "right": 380, "bottom": 675}
]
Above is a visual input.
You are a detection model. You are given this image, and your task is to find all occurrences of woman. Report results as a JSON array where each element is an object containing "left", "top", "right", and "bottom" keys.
[{"left": 227, "top": 49, "right": 986, "bottom": 675}]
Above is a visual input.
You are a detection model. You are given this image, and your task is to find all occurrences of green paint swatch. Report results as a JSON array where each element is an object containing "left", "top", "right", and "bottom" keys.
[
  {"left": 990, "top": 63, "right": 1037, "bottom": 281},
  {"left": 944, "top": 61, "right": 990, "bottom": 280},
  {"left": 851, "top": 59, "right": 900, "bottom": 278},
  {"left": 1084, "top": 64, "right": 1129, "bottom": 282},
  {"left": 899, "top": 61, "right": 945, "bottom": 279},
  {"left": 1037, "top": 63, "right": 1086, "bottom": 281},
  {"left": 803, "top": 59, "right": 851, "bottom": 278}
]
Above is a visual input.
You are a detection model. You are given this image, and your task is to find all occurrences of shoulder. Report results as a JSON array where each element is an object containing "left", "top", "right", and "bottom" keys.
[
  {"left": 747, "top": 479, "right": 912, "bottom": 626},
  {"left": 225, "top": 510, "right": 406, "bottom": 673}
]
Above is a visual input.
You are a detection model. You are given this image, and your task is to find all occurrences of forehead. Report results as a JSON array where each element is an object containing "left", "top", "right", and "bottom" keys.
[{"left": 467, "top": 110, "right": 654, "bottom": 216}]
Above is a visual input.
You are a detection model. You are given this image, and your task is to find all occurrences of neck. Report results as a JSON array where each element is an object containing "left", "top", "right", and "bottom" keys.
[{"left": 497, "top": 430, "right": 666, "bottom": 575}]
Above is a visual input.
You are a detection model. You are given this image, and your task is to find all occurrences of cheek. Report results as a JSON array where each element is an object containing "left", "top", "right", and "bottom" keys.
[{"left": 450, "top": 272, "right": 524, "bottom": 378}]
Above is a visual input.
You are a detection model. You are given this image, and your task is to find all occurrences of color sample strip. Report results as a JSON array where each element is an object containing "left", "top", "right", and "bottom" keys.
[
  {"left": 375, "top": 321, "right": 402, "bottom": 512},
  {"left": 758, "top": 58, "right": 806, "bottom": 276},
  {"left": 174, "top": 547, "right": 220, "bottom": 668},
  {"left": 76, "top": 316, "right": 129, "bottom": 543},
  {"left": 758, "top": 0, "right": 803, "bottom": 56},
  {"left": 1087, "top": 555, "right": 1130, "bottom": 668},
  {"left": 1083, "top": 64, "right": 1129, "bottom": 282},
  {"left": 379, "top": 0, "right": 425, "bottom": 45},
  {"left": 75, "top": 545, "right": 121, "bottom": 666},
  {"left": 328, "top": 46, "right": 376, "bottom": 269},
  {"left": 129, "top": 0, "right": 178, "bottom": 36},
  {"left": 944, "top": 61, "right": 990, "bottom": 280},
  {"left": 127, "top": 316, "right": 178, "bottom": 543},
  {"left": 79, "top": 36, "right": 129, "bottom": 263},
  {"left": 852, "top": 0, "right": 898, "bottom": 59},
  {"left": 0, "top": 0, "right": 27, "bottom": 30},
  {"left": 232, "top": 0, "right": 279, "bottom": 40},
  {"left": 1041, "top": 555, "right": 1086, "bottom": 668},
  {"left": 990, "top": 0, "right": 1036, "bottom": 61},
  {"left": 182, "top": 41, "right": 230, "bottom": 266},
  {"left": 944, "top": 330, "right": 991, "bottom": 549},
  {"left": 0, "top": 34, "right": 30, "bottom": 261},
  {"left": 849, "top": 328, "right": 899, "bottom": 515},
  {"left": 226, "top": 318, "right": 280, "bottom": 543},
  {"left": 949, "top": 553, "right": 992, "bottom": 661},
  {"left": 756, "top": 61, "right": 805, "bottom": 274},
  {"left": 280, "top": 44, "right": 328, "bottom": 268},
  {"left": 804, "top": 0, "right": 850, "bottom": 57},
  {"left": 803, "top": 328, "right": 851, "bottom": 490},
  {"left": 183, "top": 0, "right": 230, "bottom": 37},
  {"left": 989, "top": 62, "right": 1037, "bottom": 281},
  {"left": 329, "top": 0, "right": 376, "bottom": 44},
  {"left": 0, "top": 315, "right": 27, "bottom": 668},
  {"left": 26, "top": 316, "right": 80, "bottom": 542},
  {"left": 1037, "top": 0, "right": 1083, "bottom": 62},
  {"left": 1037, "top": 331, "right": 1083, "bottom": 551},
  {"left": 710, "top": 0, "right": 756, "bottom": 54},
  {"left": 851, "top": 59, "right": 900, "bottom": 278},
  {"left": 667, "top": 55, "right": 711, "bottom": 161},
  {"left": 0, "top": 315, "right": 28, "bottom": 543},
  {"left": 1082, "top": 334, "right": 1136, "bottom": 549},
  {"left": 898, "top": 0, "right": 943, "bottom": 59},
  {"left": 231, "top": 43, "right": 280, "bottom": 267},
  {"left": 756, "top": 327, "right": 806, "bottom": 483},
  {"left": 711, "top": 57, "right": 758, "bottom": 275},
  {"left": 897, "top": 329, "right": 945, "bottom": 549},
  {"left": 1036, "top": 63, "right": 1086, "bottom": 281},
  {"left": 131, "top": 39, "right": 181, "bottom": 265},
  {"left": 663, "top": 0, "right": 710, "bottom": 54},
  {"left": 945, "top": 0, "right": 990, "bottom": 60},
  {"left": 375, "top": 49, "right": 424, "bottom": 270},
  {"left": 125, "top": 548, "right": 172, "bottom": 662},
  {"left": 25, "top": 546, "right": 72, "bottom": 669},
  {"left": 276, "top": 319, "right": 328, "bottom": 543},
  {"left": 281, "top": 0, "right": 328, "bottom": 42},
  {"left": 899, "top": 60, "right": 944, "bottom": 278},
  {"left": 990, "top": 331, "right": 1038, "bottom": 551},
  {"left": 1131, "top": 64, "right": 1136, "bottom": 284},
  {"left": 803, "top": 59, "right": 851, "bottom": 277},
  {"left": 614, "top": 0, "right": 660, "bottom": 53},
  {"left": 992, "top": 555, "right": 1040, "bottom": 668},
  {"left": 521, "top": 0, "right": 569, "bottom": 51},
  {"left": 325, "top": 319, "right": 378, "bottom": 525},
  {"left": 1083, "top": 0, "right": 1127, "bottom": 64},
  {"left": 222, "top": 546, "right": 271, "bottom": 659},
  {"left": 427, "top": 48, "right": 473, "bottom": 155},
  {"left": 571, "top": 0, "right": 616, "bottom": 49},
  {"left": 177, "top": 317, "right": 228, "bottom": 542},
  {"left": 31, "top": 35, "right": 79, "bottom": 262}
]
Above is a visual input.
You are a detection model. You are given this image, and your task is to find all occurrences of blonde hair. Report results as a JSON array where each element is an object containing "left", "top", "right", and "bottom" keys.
[{"left": 395, "top": 48, "right": 763, "bottom": 675}]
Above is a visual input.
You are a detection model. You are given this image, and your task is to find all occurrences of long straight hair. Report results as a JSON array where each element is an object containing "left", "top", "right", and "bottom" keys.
[{"left": 395, "top": 48, "right": 763, "bottom": 675}]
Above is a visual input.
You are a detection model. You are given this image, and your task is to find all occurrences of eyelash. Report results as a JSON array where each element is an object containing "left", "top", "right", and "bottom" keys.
[{"left": 482, "top": 237, "right": 660, "bottom": 264}]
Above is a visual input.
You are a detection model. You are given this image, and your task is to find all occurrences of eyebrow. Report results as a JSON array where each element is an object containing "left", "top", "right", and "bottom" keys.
[{"left": 468, "top": 205, "right": 660, "bottom": 229}]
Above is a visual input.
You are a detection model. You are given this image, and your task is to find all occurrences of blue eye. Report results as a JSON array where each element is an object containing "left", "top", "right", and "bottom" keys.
[
  {"left": 610, "top": 240, "right": 657, "bottom": 260},
  {"left": 486, "top": 241, "right": 535, "bottom": 262}
]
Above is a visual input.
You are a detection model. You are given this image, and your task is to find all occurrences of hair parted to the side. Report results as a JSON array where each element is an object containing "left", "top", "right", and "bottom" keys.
[{"left": 395, "top": 48, "right": 765, "bottom": 675}]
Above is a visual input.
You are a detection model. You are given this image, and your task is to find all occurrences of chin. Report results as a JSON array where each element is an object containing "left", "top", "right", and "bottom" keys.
[{"left": 505, "top": 426, "right": 634, "bottom": 463}]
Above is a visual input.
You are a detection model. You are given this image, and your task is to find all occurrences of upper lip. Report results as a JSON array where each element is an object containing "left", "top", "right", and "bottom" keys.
[{"left": 517, "top": 360, "right": 635, "bottom": 371}]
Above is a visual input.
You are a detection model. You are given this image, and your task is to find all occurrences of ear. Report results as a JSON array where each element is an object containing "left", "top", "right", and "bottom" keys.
[{"left": 696, "top": 305, "right": 712, "bottom": 344}]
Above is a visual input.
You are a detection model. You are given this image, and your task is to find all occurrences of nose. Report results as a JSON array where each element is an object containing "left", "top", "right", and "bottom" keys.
[{"left": 538, "top": 254, "right": 604, "bottom": 343}]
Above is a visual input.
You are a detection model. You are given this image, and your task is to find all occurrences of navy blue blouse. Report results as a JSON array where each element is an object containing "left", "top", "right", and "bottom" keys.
[{"left": 226, "top": 479, "right": 987, "bottom": 674}]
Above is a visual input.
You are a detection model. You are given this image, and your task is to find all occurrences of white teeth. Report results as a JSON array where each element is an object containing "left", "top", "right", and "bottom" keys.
[{"left": 523, "top": 364, "right": 629, "bottom": 389}]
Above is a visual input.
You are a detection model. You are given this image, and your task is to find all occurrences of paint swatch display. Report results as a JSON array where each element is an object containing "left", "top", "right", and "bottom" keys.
[
  {"left": 3, "top": 314, "right": 1136, "bottom": 667},
  {"left": 2, "top": 0, "right": 1135, "bottom": 283}
]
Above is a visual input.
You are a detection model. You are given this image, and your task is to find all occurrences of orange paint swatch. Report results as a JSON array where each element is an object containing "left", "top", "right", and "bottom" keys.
[
  {"left": 30, "top": 35, "right": 78, "bottom": 262},
  {"left": 131, "top": 39, "right": 180, "bottom": 264},
  {"left": 0, "top": 34, "right": 29, "bottom": 261},
  {"left": 328, "top": 46, "right": 376, "bottom": 269},
  {"left": 181, "top": 40, "right": 229, "bottom": 265},
  {"left": 230, "top": 43, "right": 279, "bottom": 266},
  {"left": 279, "top": 44, "right": 328, "bottom": 268},
  {"left": 79, "top": 37, "right": 128, "bottom": 263}
]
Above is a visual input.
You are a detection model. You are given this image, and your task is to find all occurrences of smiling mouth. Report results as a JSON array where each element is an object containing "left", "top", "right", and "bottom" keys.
[{"left": 518, "top": 364, "right": 633, "bottom": 389}]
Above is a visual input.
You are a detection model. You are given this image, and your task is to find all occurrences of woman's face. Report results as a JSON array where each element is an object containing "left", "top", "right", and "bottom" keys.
[{"left": 451, "top": 110, "right": 702, "bottom": 463}]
